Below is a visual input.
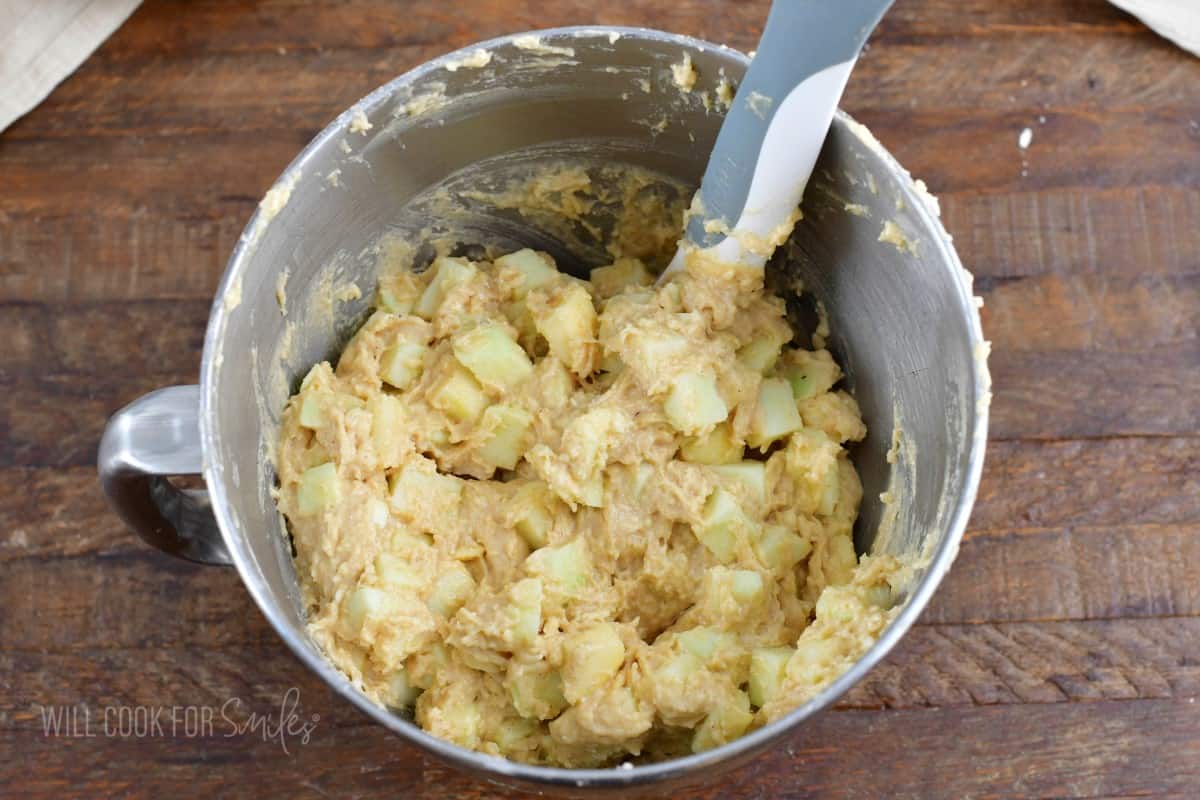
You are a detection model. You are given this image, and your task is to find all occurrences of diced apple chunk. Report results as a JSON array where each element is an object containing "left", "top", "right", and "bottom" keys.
[
  {"left": 574, "top": 473, "right": 605, "bottom": 509},
  {"left": 496, "top": 249, "right": 558, "bottom": 298},
  {"left": 380, "top": 339, "right": 427, "bottom": 391},
  {"left": 680, "top": 422, "right": 744, "bottom": 465},
  {"left": 825, "top": 533, "right": 858, "bottom": 586},
  {"left": 374, "top": 551, "right": 424, "bottom": 593},
  {"left": 408, "top": 642, "right": 449, "bottom": 690},
  {"left": 492, "top": 717, "right": 540, "bottom": 751},
  {"left": 815, "top": 582, "right": 863, "bottom": 624},
  {"left": 340, "top": 585, "right": 388, "bottom": 638},
  {"left": 426, "top": 562, "right": 476, "bottom": 617},
  {"left": 477, "top": 404, "right": 533, "bottom": 471},
  {"left": 441, "top": 702, "right": 483, "bottom": 749},
  {"left": 369, "top": 394, "right": 406, "bottom": 469},
  {"left": 692, "top": 566, "right": 772, "bottom": 631},
  {"left": 562, "top": 623, "right": 625, "bottom": 702},
  {"left": 385, "top": 667, "right": 421, "bottom": 707},
  {"left": 692, "top": 689, "right": 753, "bottom": 752},
  {"left": 709, "top": 461, "right": 767, "bottom": 506},
  {"left": 369, "top": 498, "right": 390, "bottom": 528},
  {"left": 748, "top": 646, "right": 794, "bottom": 707},
  {"left": 694, "top": 488, "right": 751, "bottom": 563},
  {"left": 534, "top": 356, "right": 575, "bottom": 410},
  {"left": 865, "top": 584, "right": 894, "bottom": 609},
  {"left": 340, "top": 585, "right": 381, "bottom": 633},
  {"left": 298, "top": 392, "right": 326, "bottom": 429},
  {"left": 748, "top": 377, "right": 803, "bottom": 448},
  {"left": 337, "top": 311, "right": 405, "bottom": 380},
  {"left": 789, "top": 634, "right": 843, "bottom": 685},
  {"left": 785, "top": 428, "right": 841, "bottom": 515},
  {"left": 298, "top": 391, "right": 361, "bottom": 430},
  {"left": 818, "top": 462, "right": 841, "bottom": 517},
  {"left": 561, "top": 406, "right": 625, "bottom": 478},
  {"left": 737, "top": 335, "right": 785, "bottom": 374},
  {"left": 506, "top": 578, "right": 543, "bottom": 648},
  {"left": 298, "top": 362, "right": 328, "bottom": 392},
  {"left": 678, "top": 627, "right": 736, "bottom": 662},
  {"left": 390, "top": 530, "right": 434, "bottom": 554},
  {"left": 509, "top": 483, "right": 554, "bottom": 549},
  {"left": 632, "top": 463, "right": 655, "bottom": 498},
  {"left": 628, "top": 330, "right": 689, "bottom": 379},
  {"left": 754, "top": 525, "right": 811, "bottom": 570},
  {"left": 531, "top": 282, "right": 598, "bottom": 377},
  {"left": 297, "top": 462, "right": 339, "bottom": 515},
  {"left": 798, "top": 391, "right": 868, "bottom": 444},
  {"left": 428, "top": 360, "right": 489, "bottom": 425},
  {"left": 730, "top": 570, "right": 764, "bottom": 603},
  {"left": 664, "top": 373, "right": 729, "bottom": 434},
  {"left": 780, "top": 348, "right": 841, "bottom": 400},
  {"left": 414, "top": 257, "right": 476, "bottom": 320},
  {"left": 657, "top": 650, "right": 704, "bottom": 687},
  {"left": 527, "top": 537, "right": 591, "bottom": 591},
  {"left": 589, "top": 257, "right": 651, "bottom": 298},
  {"left": 509, "top": 669, "right": 567, "bottom": 720},
  {"left": 388, "top": 462, "right": 462, "bottom": 519},
  {"left": 504, "top": 299, "right": 540, "bottom": 352},
  {"left": 598, "top": 349, "right": 624, "bottom": 376},
  {"left": 452, "top": 324, "right": 533, "bottom": 391},
  {"left": 377, "top": 270, "right": 423, "bottom": 316}
]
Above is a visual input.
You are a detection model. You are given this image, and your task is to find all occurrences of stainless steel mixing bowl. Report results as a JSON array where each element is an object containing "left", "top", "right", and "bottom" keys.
[{"left": 99, "top": 27, "right": 988, "bottom": 795}]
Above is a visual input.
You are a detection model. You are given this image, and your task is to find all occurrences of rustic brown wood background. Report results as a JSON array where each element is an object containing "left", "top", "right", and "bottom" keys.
[{"left": 2, "top": 0, "right": 1198, "bottom": 796}]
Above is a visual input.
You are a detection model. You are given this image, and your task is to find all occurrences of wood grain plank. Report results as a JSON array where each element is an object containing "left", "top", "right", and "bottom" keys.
[
  {"left": 946, "top": 186, "right": 1200, "bottom": 280},
  {"left": 0, "top": 209, "right": 249, "bottom": 305},
  {"left": 4, "top": 0, "right": 1198, "bottom": 796},
  {"left": 854, "top": 34, "right": 1200, "bottom": 111},
  {"left": 0, "top": 471, "right": 128, "bottom": 562},
  {"left": 971, "top": 438, "right": 1200, "bottom": 532},
  {"left": 2, "top": 434, "right": 1193, "bottom": 564},
  {"left": 984, "top": 272, "right": 1199, "bottom": 355},
  {"left": 0, "top": 300, "right": 210, "bottom": 375},
  {"left": 0, "top": 134, "right": 306, "bottom": 218},
  {"left": 63, "top": 0, "right": 1162, "bottom": 70},
  {"left": 3, "top": 519, "right": 1196, "bottom": 652},
  {"left": 855, "top": 107, "right": 1200, "bottom": 197},
  {"left": 926, "top": 523, "right": 1200, "bottom": 624},
  {"left": 11, "top": 31, "right": 1196, "bottom": 141},
  {"left": 2, "top": 699, "right": 1196, "bottom": 799},
  {"left": 1, "top": 432, "right": 1191, "bottom": 573},
  {"left": 4, "top": 343, "right": 1199, "bottom": 462},
  {"left": 2, "top": 371, "right": 200, "bottom": 469},
  {"left": 988, "top": 345, "right": 1200, "bottom": 441},
  {"left": 36, "top": 271, "right": 1200, "bottom": 357},
  {"left": 845, "top": 617, "right": 1200, "bottom": 709},
  {"left": 3, "top": 617, "right": 1196, "bottom": 724},
  {"left": 0, "top": 549, "right": 275, "bottom": 651},
  {"left": 2, "top": 265, "right": 1196, "bottom": 470},
  {"left": 96, "top": 0, "right": 767, "bottom": 58},
  {"left": 2, "top": 110, "right": 1193, "bottom": 218},
  {"left": 3, "top": 182, "right": 1194, "bottom": 309},
  {"left": 0, "top": 645, "right": 351, "bottom": 730}
]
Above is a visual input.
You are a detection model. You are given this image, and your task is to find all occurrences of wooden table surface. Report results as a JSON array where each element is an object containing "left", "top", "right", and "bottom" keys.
[{"left": 2, "top": 0, "right": 1198, "bottom": 797}]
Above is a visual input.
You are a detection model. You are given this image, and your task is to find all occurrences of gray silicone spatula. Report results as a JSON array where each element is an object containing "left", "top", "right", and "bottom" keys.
[{"left": 663, "top": 0, "right": 894, "bottom": 277}]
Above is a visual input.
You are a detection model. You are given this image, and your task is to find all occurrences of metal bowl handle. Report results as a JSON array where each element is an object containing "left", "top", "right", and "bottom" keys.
[{"left": 98, "top": 385, "right": 232, "bottom": 565}]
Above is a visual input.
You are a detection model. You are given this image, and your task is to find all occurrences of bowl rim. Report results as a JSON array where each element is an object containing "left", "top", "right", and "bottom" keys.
[{"left": 199, "top": 24, "right": 989, "bottom": 790}]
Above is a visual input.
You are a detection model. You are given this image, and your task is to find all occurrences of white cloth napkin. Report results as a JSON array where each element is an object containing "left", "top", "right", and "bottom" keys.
[
  {"left": 0, "top": 0, "right": 142, "bottom": 133},
  {"left": 1109, "top": 0, "right": 1200, "bottom": 57}
]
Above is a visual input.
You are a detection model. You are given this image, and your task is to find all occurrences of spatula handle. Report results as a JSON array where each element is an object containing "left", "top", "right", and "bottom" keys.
[{"left": 684, "top": 0, "right": 894, "bottom": 266}]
